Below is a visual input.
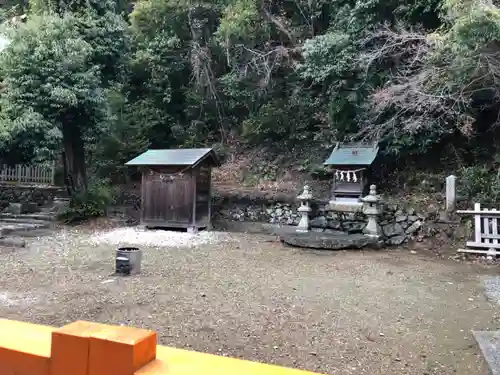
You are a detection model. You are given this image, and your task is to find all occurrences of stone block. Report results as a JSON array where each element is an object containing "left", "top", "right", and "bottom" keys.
[
  {"left": 281, "top": 232, "right": 381, "bottom": 250},
  {"left": 327, "top": 201, "right": 362, "bottom": 213},
  {"left": 4, "top": 203, "right": 21, "bottom": 215},
  {"left": 395, "top": 215, "right": 407, "bottom": 223},
  {"left": 383, "top": 223, "right": 404, "bottom": 237},
  {"left": 22, "top": 202, "right": 38, "bottom": 214},
  {"left": 343, "top": 221, "right": 366, "bottom": 234},
  {"left": 324, "top": 229, "right": 348, "bottom": 235},
  {"left": 406, "top": 207, "right": 416, "bottom": 215},
  {"left": 311, "top": 227, "right": 324, "bottom": 233},
  {"left": 405, "top": 220, "right": 422, "bottom": 235},
  {"left": 407, "top": 215, "right": 419, "bottom": 223},
  {"left": 0, "top": 237, "right": 26, "bottom": 247},
  {"left": 446, "top": 175, "right": 456, "bottom": 213},
  {"left": 310, "top": 216, "right": 327, "bottom": 229},
  {"left": 326, "top": 220, "right": 342, "bottom": 230},
  {"left": 51, "top": 198, "right": 70, "bottom": 215},
  {"left": 473, "top": 330, "right": 500, "bottom": 375},
  {"left": 387, "top": 235, "right": 406, "bottom": 246}
]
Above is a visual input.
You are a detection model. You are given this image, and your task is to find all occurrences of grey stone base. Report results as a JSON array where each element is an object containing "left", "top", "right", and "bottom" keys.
[
  {"left": 0, "top": 211, "right": 56, "bottom": 247},
  {"left": 0, "top": 237, "right": 26, "bottom": 247},
  {"left": 473, "top": 331, "right": 500, "bottom": 375},
  {"left": 280, "top": 231, "right": 382, "bottom": 250}
]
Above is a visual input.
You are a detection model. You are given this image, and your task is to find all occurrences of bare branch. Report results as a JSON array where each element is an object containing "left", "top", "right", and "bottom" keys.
[{"left": 353, "top": 24, "right": 500, "bottom": 143}]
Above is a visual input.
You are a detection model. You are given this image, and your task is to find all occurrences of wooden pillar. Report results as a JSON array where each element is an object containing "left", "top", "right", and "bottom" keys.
[
  {"left": 330, "top": 170, "right": 336, "bottom": 202},
  {"left": 358, "top": 170, "right": 364, "bottom": 198},
  {"left": 207, "top": 168, "right": 212, "bottom": 230},
  {"left": 140, "top": 168, "right": 146, "bottom": 226},
  {"left": 188, "top": 170, "right": 197, "bottom": 233},
  {"left": 51, "top": 159, "right": 56, "bottom": 186}
]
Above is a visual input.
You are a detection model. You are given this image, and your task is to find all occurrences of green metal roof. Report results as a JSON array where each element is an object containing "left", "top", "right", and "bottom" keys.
[
  {"left": 324, "top": 143, "right": 379, "bottom": 166},
  {"left": 125, "top": 148, "right": 219, "bottom": 167}
]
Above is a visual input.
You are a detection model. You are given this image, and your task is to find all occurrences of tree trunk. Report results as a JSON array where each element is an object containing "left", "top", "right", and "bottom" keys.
[{"left": 62, "top": 124, "right": 87, "bottom": 196}]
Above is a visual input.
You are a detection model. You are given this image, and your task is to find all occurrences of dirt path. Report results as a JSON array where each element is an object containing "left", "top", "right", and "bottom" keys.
[{"left": 0, "top": 228, "right": 498, "bottom": 375}]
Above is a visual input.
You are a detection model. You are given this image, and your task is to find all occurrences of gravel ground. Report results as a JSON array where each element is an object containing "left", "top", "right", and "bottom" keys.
[{"left": 0, "top": 227, "right": 499, "bottom": 375}]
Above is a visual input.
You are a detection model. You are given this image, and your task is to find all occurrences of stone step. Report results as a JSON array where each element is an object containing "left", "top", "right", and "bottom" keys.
[
  {"left": 0, "top": 237, "right": 26, "bottom": 247},
  {"left": 280, "top": 231, "right": 382, "bottom": 250},
  {"left": 0, "top": 213, "right": 56, "bottom": 222},
  {"left": 11, "top": 228, "right": 54, "bottom": 238},
  {"left": 0, "top": 222, "right": 50, "bottom": 237},
  {"left": 0, "top": 217, "right": 54, "bottom": 225}
]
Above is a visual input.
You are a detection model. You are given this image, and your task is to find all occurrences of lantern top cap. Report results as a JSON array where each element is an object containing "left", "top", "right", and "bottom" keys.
[
  {"left": 360, "top": 185, "right": 379, "bottom": 203},
  {"left": 297, "top": 185, "right": 312, "bottom": 200}
]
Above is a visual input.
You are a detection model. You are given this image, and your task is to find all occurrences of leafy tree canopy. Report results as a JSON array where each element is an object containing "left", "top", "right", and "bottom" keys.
[
  {"left": 0, "top": 0, "right": 499, "bottom": 193},
  {"left": 0, "top": 1, "right": 128, "bottom": 192}
]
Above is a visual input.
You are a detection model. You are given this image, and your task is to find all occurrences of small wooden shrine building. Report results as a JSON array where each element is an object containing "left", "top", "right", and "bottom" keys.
[
  {"left": 125, "top": 148, "right": 220, "bottom": 231},
  {"left": 324, "top": 142, "right": 379, "bottom": 202}
]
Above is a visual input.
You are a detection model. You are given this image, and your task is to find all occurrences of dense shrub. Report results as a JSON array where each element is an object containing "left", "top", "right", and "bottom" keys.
[
  {"left": 60, "top": 180, "right": 116, "bottom": 223},
  {"left": 458, "top": 166, "right": 500, "bottom": 206}
]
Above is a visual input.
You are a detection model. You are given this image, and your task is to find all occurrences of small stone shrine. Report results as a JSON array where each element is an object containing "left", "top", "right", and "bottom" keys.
[
  {"left": 324, "top": 142, "right": 379, "bottom": 206},
  {"left": 279, "top": 184, "right": 383, "bottom": 250}
]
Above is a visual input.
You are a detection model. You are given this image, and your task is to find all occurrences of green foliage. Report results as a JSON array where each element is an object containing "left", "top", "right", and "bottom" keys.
[
  {"left": 86, "top": 89, "right": 152, "bottom": 182},
  {"left": 299, "top": 32, "right": 354, "bottom": 84},
  {"left": 2, "top": 0, "right": 500, "bottom": 196},
  {"left": 61, "top": 179, "right": 116, "bottom": 222},
  {"left": 0, "top": 13, "right": 106, "bottom": 161},
  {"left": 29, "top": 0, "right": 119, "bottom": 14},
  {"left": 216, "top": 0, "right": 261, "bottom": 46},
  {"left": 0, "top": 2, "right": 129, "bottom": 194},
  {"left": 127, "top": 0, "right": 193, "bottom": 149},
  {"left": 458, "top": 166, "right": 500, "bottom": 206}
]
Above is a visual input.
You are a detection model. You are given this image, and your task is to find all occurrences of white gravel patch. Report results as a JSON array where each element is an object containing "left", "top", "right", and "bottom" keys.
[
  {"left": 86, "top": 227, "right": 231, "bottom": 248},
  {"left": 0, "top": 292, "right": 16, "bottom": 306},
  {"left": 0, "top": 292, "right": 37, "bottom": 307}
]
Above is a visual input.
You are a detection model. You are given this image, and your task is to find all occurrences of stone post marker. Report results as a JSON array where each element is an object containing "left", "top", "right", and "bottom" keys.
[
  {"left": 360, "top": 185, "right": 383, "bottom": 238},
  {"left": 297, "top": 185, "right": 312, "bottom": 232},
  {"left": 446, "top": 175, "right": 457, "bottom": 213}
]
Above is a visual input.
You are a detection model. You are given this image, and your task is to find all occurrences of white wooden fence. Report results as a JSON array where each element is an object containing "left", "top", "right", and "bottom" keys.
[
  {"left": 0, "top": 163, "right": 55, "bottom": 185},
  {"left": 457, "top": 203, "right": 500, "bottom": 254}
]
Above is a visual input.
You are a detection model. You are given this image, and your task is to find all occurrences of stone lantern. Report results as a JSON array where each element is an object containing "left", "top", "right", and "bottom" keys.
[
  {"left": 360, "top": 184, "right": 383, "bottom": 238},
  {"left": 297, "top": 185, "right": 312, "bottom": 232}
]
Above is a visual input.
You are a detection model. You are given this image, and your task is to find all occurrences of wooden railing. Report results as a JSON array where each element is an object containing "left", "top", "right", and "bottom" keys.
[
  {"left": 0, "top": 319, "right": 322, "bottom": 375},
  {"left": 0, "top": 163, "right": 55, "bottom": 185},
  {"left": 457, "top": 203, "right": 500, "bottom": 255}
]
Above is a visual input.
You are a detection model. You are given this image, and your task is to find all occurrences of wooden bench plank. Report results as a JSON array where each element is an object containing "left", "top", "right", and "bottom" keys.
[{"left": 0, "top": 319, "right": 53, "bottom": 375}]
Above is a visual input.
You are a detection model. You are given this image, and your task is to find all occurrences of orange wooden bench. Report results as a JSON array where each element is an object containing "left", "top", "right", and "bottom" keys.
[{"left": 0, "top": 319, "right": 323, "bottom": 375}]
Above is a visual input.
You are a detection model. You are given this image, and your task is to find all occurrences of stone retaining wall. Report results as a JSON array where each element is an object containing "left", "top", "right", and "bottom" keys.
[
  {"left": 215, "top": 200, "right": 428, "bottom": 246},
  {"left": 0, "top": 184, "right": 67, "bottom": 210},
  {"left": 115, "top": 188, "right": 434, "bottom": 246}
]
